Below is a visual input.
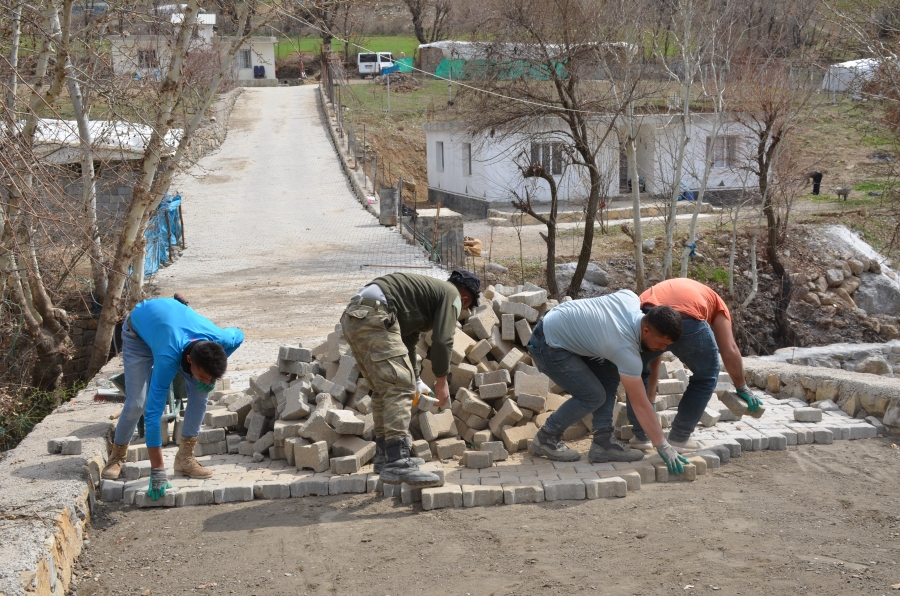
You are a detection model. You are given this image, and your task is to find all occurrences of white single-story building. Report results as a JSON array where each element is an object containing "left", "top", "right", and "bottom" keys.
[
  {"left": 108, "top": 13, "right": 215, "bottom": 77},
  {"left": 227, "top": 36, "right": 278, "bottom": 86},
  {"left": 423, "top": 114, "right": 759, "bottom": 216}
]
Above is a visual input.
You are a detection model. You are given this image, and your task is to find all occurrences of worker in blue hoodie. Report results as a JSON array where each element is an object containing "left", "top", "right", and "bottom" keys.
[{"left": 101, "top": 298, "right": 243, "bottom": 500}]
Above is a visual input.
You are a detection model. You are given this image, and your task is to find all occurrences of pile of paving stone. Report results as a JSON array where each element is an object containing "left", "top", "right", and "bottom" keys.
[{"left": 93, "top": 281, "right": 885, "bottom": 509}]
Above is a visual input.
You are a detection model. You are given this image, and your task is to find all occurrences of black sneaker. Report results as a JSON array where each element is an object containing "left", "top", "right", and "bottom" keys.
[
  {"left": 373, "top": 436, "right": 425, "bottom": 473},
  {"left": 529, "top": 428, "right": 581, "bottom": 462},
  {"left": 589, "top": 431, "right": 644, "bottom": 463}
]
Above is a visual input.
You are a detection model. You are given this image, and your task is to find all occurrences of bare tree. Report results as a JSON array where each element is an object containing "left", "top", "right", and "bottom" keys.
[
  {"left": 403, "top": 0, "right": 451, "bottom": 45},
  {"left": 462, "top": 0, "right": 638, "bottom": 297}
]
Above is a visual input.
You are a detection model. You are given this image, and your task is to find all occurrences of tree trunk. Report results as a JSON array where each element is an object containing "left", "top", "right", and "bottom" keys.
[
  {"left": 87, "top": 0, "right": 202, "bottom": 377},
  {"left": 627, "top": 136, "right": 645, "bottom": 293},
  {"left": 565, "top": 165, "right": 602, "bottom": 297},
  {"left": 5, "top": 0, "right": 22, "bottom": 125}
]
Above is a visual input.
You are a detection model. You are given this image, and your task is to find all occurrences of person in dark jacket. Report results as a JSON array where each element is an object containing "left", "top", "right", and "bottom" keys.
[{"left": 341, "top": 270, "right": 480, "bottom": 487}]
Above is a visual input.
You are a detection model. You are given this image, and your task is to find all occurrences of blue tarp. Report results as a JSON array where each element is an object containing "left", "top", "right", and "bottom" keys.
[{"left": 144, "top": 194, "right": 183, "bottom": 277}]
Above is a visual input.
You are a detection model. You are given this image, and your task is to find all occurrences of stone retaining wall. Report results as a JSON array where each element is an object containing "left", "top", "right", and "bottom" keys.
[{"left": 743, "top": 357, "right": 900, "bottom": 430}]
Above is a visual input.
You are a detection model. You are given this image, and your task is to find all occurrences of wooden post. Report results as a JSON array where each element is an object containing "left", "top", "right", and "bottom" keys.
[{"left": 432, "top": 202, "right": 442, "bottom": 263}]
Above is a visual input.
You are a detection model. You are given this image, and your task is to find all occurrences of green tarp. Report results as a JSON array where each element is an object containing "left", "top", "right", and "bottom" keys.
[{"left": 433, "top": 57, "right": 567, "bottom": 81}]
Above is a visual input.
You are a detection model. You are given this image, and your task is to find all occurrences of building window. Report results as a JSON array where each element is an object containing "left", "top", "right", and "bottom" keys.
[
  {"left": 137, "top": 49, "right": 158, "bottom": 68},
  {"left": 436, "top": 141, "right": 444, "bottom": 172},
  {"left": 707, "top": 135, "right": 740, "bottom": 168},
  {"left": 237, "top": 49, "right": 252, "bottom": 69},
  {"left": 462, "top": 143, "right": 472, "bottom": 176},
  {"left": 530, "top": 142, "right": 563, "bottom": 175}
]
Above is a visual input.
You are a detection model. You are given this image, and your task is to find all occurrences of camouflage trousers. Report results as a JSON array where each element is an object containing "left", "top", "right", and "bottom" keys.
[{"left": 341, "top": 301, "right": 416, "bottom": 442}]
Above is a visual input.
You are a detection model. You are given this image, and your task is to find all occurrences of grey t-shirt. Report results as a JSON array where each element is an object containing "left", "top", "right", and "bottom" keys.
[{"left": 540, "top": 289, "right": 645, "bottom": 377}]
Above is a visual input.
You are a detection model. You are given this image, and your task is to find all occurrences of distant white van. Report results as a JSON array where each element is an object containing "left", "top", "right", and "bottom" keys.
[{"left": 358, "top": 52, "right": 393, "bottom": 78}]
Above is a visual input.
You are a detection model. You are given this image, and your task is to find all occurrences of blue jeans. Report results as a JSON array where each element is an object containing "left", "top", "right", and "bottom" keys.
[
  {"left": 113, "top": 316, "right": 209, "bottom": 446},
  {"left": 527, "top": 322, "right": 619, "bottom": 437},
  {"left": 626, "top": 317, "right": 720, "bottom": 443}
]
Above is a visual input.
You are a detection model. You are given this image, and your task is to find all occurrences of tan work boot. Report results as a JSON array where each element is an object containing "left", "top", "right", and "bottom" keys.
[
  {"left": 101, "top": 442, "right": 129, "bottom": 480},
  {"left": 174, "top": 436, "right": 214, "bottom": 478}
]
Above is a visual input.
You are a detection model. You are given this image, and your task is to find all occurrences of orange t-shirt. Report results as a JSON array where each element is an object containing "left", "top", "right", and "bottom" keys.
[{"left": 640, "top": 278, "right": 731, "bottom": 323}]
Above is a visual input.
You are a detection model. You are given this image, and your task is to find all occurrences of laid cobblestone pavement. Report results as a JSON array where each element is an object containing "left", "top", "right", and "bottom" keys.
[{"left": 152, "top": 86, "right": 439, "bottom": 372}]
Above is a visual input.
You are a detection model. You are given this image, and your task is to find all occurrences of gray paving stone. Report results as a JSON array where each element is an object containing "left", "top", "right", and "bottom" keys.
[{"left": 290, "top": 477, "right": 329, "bottom": 497}]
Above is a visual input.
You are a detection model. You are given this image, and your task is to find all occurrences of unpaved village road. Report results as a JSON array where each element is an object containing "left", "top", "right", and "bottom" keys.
[
  {"left": 78, "top": 86, "right": 900, "bottom": 596},
  {"left": 79, "top": 440, "right": 900, "bottom": 595}
]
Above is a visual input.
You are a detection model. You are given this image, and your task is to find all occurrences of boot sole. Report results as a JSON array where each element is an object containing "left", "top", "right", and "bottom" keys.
[
  {"left": 528, "top": 442, "right": 581, "bottom": 462},
  {"left": 175, "top": 469, "right": 214, "bottom": 479},
  {"left": 379, "top": 474, "right": 441, "bottom": 487},
  {"left": 589, "top": 451, "right": 645, "bottom": 463}
]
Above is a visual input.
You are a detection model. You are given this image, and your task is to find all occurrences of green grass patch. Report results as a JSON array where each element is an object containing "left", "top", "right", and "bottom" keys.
[
  {"left": 853, "top": 180, "right": 891, "bottom": 192},
  {"left": 276, "top": 35, "right": 419, "bottom": 61},
  {"left": 0, "top": 382, "right": 84, "bottom": 452},
  {"left": 690, "top": 263, "right": 729, "bottom": 285}
]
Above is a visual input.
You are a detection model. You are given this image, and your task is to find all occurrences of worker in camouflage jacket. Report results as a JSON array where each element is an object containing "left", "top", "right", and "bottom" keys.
[{"left": 341, "top": 270, "right": 481, "bottom": 487}]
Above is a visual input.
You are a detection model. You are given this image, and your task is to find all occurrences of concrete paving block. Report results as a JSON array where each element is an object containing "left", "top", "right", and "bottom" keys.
[
  {"left": 464, "top": 413, "right": 489, "bottom": 431},
  {"left": 794, "top": 408, "right": 823, "bottom": 422},
  {"left": 281, "top": 389, "right": 311, "bottom": 420},
  {"left": 656, "top": 379, "right": 685, "bottom": 395},
  {"left": 434, "top": 438, "right": 466, "bottom": 460},
  {"left": 479, "top": 441, "right": 508, "bottom": 462},
  {"left": 514, "top": 371, "right": 549, "bottom": 398},
  {"left": 420, "top": 409, "right": 455, "bottom": 441},
  {"left": 329, "top": 473, "right": 368, "bottom": 495},
  {"left": 517, "top": 393, "right": 546, "bottom": 413},
  {"left": 813, "top": 429, "right": 834, "bottom": 444},
  {"left": 674, "top": 463, "right": 697, "bottom": 482},
  {"left": 499, "top": 300, "right": 539, "bottom": 323},
  {"left": 238, "top": 441, "right": 255, "bottom": 456},
  {"left": 299, "top": 410, "right": 341, "bottom": 446},
  {"left": 47, "top": 436, "right": 69, "bottom": 454},
  {"left": 618, "top": 470, "right": 642, "bottom": 491},
  {"left": 332, "top": 436, "right": 375, "bottom": 461},
  {"left": 290, "top": 477, "right": 330, "bottom": 497},
  {"left": 474, "top": 370, "right": 511, "bottom": 387},
  {"left": 273, "top": 420, "right": 304, "bottom": 442},
  {"left": 227, "top": 394, "right": 253, "bottom": 421},
  {"left": 866, "top": 416, "right": 887, "bottom": 436},
  {"left": 686, "top": 456, "right": 707, "bottom": 475},
  {"left": 472, "top": 430, "right": 495, "bottom": 445},
  {"left": 462, "top": 484, "right": 503, "bottom": 507},
  {"left": 204, "top": 410, "right": 238, "bottom": 428},
  {"left": 195, "top": 439, "right": 228, "bottom": 456},
  {"left": 719, "top": 390, "right": 766, "bottom": 419},
  {"left": 99, "top": 479, "right": 125, "bottom": 501},
  {"left": 848, "top": 424, "right": 877, "bottom": 440},
  {"left": 401, "top": 483, "right": 422, "bottom": 504},
  {"left": 458, "top": 388, "right": 493, "bottom": 418},
  {"left": 326, "top": 409, "right": 365, "bottom": 435},
  {"left": 542, "top": 479, "right": 586, "bottom": 501},
  {"left": 694, "top": 450, "right": 721, "bottom": 469},
  {"left": 763, "top": 432, "right": 787, "bottom": 450},
  {"left": 778, "top": 427, "right": 798, "bottom": 446},
  {"left": 226, "top": 433, "right": 241, "bottom": 454},
  {"left": 296, "top": 440, "right": 330, "bottom": 472},
  {"left": 367, "top": 473, "right": 382, "bottom": 494},
  {"left": 651, "top": 461, "right": 669, "bottom": 483},
  {"left": 500, "top": 423, "right": 538, "bottom": 454},
  {"left": 788, "top": 426, "right": 812, "bottom": 445},
  {"left": 330, "top": 455, "right": 361, "bottom": 475},
  {"left": 469, "top": 307, "right": 500, "bottom": 340},
  {"left": 135, "top": 491, "right": 177, "bottom": 508},
  {"left": 253, "top": 481, "right": 292, "bottom": 499},
  {"left": 126, "top": 444, "right": 149, "bottom": 462},
  {"left": 244, "top": 411, "right": 268, "bottom": 442},
  {"left": 501, "top": 313, "right": 516, "bottom": 341},
  {"left": 508, "top": 289, "right": 548, "bottom": 307},
  {"left": 467, "top": 339, "right": 492, "bottom": 364},
  {"left": 503, "top": 484, "right": 545, "bottom": 504},
  {"left": 499, "top": 348, "right": 526, "bottom": 371},
  {"left": 463, "top": 450, "right": 493, "bottom": 469},
  {"left": 253, "top": 431, "right": 275, "bottom": 454},
  {"left": 561, "top": 420, "right": 588, "bottom": 442},
  {"left": 489, "top": 400, "right": 524, "bottom": 436},
  {"left": 382, "top": 483, "right": 400, "bottom": 498},
  {"left": 699, "top": 407, "right": 721, "bottom": 427},
  {"left": 175, "top": 488, "right": 214, "bottom": 507},
  {"left": 410, "top": 439, "right": 433, "bottom": 460},
  {"left": 250, "top": 366, "right": 289, "bottom": 396},
  {"left": 584, "top": 477, "right": 627, "bottom": 499},
  {"left": 121, "top": 460, "right": 152, "bottom": 481},
  {"left": 514, "top": 319, "right": 532, "bottom": 345},
  {"left": 279, "top": 345, "right": 311, "bottom": 362},
  {"left": 479, "top": 382, "right": 508, "bottom": 400},
  {"left": 422, "top": 485, "right": 463, "bottom": 510},
  {"left": 55, "top": 437, "right": 82, "bottom": 455}
]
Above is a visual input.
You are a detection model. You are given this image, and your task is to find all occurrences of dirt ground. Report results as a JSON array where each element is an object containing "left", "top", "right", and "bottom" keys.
[{"left": 76, "top": 438, "right": 900, "bottom": 596}]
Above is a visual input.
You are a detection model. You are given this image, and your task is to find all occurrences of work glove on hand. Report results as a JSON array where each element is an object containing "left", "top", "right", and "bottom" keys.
[
  {"left": 657, "top": 442, "right": 691, "bottom": 475},
  {"left": 735, "top": 385, "right": 763, "bottom": 412},
  {"left": 413, "top": 377, "right": 434, "bottom": 407},
  {"left": 147, "top": 467, "right": 172, "bottom": 501}
]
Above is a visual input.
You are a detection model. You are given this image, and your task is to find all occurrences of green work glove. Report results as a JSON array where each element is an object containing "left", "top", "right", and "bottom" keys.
[
  {"left": 657, "top": 442, "right": 691, "bottom": 475},
  {"left": 147, "top": 468, "right": 172, "bottom": 501},
  {"left": 735, "top": 385, "right": 763, "bottom": 412}
]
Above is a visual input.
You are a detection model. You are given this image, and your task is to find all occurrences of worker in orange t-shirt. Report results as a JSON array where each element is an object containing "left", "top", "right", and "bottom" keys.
[{"left": 625, "top": 278, "right": 763, "bottom": 453}]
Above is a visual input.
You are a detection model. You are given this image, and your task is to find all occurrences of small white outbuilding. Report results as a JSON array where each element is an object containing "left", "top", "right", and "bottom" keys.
[{"left": 822, "top": 58, "right": 878, "bottom": 93}]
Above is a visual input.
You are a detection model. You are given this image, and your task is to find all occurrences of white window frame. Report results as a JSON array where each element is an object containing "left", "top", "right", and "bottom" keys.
[
  {"left": 462, "top": 142, "right": 472, "bottom": 176},
  {"left": 237, "top": 49, "right": 252, "bottom": 70},
  {"left": 436, "top": 141, "right": 444, "bottom": 172},
  {"left": 530, "top": 141, "right": 563, "bottom": 176},
  {"left": 707, "top": 135, "right": 740, "bottom": 168}
]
